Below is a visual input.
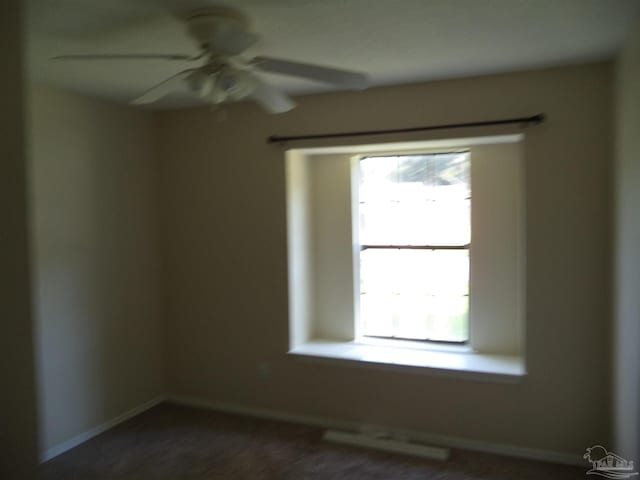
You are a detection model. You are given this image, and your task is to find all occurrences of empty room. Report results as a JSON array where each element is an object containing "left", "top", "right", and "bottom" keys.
[{"left": 2, "top": 0, "right": 640, "bottom": 478}]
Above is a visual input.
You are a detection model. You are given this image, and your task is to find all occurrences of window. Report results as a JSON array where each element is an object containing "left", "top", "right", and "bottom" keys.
[
  {"left": 285, "top": 136, "right": 525, "bottom": 379},
  {"left": 357, "top": 153, "right": 470, "bottom": 343}
]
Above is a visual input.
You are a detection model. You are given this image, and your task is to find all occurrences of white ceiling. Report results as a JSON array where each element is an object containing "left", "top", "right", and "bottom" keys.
[{"left": 27, "top": 0, "right": 640, "bottom": 109}]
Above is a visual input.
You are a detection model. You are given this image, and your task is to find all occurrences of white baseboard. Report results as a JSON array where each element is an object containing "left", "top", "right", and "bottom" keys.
[
  {"left": 41, "top": 395, "right": 166, "bottom": 462},
  {"left": 167, "top": 394, "right": 584, "bottom": 467},
  {"left": 40, "top": 393, "right": 585, "bottom": 467}
]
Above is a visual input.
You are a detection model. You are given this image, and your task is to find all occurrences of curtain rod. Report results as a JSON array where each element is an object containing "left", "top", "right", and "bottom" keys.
[{"left": 267, "top": 113, "right": 545, "bottom": 144}]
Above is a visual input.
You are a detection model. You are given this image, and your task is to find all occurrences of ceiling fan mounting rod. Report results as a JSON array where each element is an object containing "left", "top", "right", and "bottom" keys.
[{"left": 182, "top": 7, "right": 250, "bottom": 28}]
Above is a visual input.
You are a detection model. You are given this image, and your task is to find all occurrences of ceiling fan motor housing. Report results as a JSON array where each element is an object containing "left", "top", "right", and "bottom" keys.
[{"left": 184, "top": 7, "right": 250, "bottom": 52}]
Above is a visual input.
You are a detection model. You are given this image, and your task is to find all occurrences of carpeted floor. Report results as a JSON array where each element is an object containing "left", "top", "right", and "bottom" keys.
[{"left": 40, "top": 403, "right": 585, "bottom": 479}]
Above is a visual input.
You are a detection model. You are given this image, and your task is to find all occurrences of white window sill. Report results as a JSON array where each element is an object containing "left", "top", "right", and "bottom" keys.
[{"left": 288, "top": 340, "right": 526, "bottom": 383}]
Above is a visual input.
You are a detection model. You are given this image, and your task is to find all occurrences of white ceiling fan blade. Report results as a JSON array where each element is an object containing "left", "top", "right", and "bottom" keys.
[
  {"left": 253, "top": 56, "right": 370, "bottom": 90},
  {"left": 53, "top": 53, "right": 199, "bottom": 61},
  {"left": 250, "top": 75, "right": 296, "bottom": 114},
  {"left": 131, "top": 68, "right": 197, "bottom": 105}
]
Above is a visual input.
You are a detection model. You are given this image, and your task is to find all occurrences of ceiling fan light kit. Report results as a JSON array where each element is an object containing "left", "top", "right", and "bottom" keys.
[{"left": 53, "top": 6, "right": 371, "bottom": 114}]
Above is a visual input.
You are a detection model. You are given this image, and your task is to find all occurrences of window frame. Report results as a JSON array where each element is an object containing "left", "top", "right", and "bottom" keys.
[
  {"left": 354, "top": 151, "right": 472, "bottom": 345},
  {"left": 285, "top": 134, "right": 525, "bottom": 379}
]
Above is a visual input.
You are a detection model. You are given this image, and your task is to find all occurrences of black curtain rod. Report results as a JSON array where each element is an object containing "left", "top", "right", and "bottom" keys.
[{"left": 267, "top": 113, "right": 545, "bottom": 144}]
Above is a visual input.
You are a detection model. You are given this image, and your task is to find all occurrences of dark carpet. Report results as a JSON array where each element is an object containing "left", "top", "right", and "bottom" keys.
[{"left": 40, "top": 403, "right": 585, "bottom": 479}]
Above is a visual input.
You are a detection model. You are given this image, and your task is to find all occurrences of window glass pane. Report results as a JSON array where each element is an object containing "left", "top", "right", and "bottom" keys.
[
  {"left": 360, "top": 249, "right": 468, "bottom": 342},
  {"left": 359, "top": 153, "right": 470, "bottom": 246},
  {"left": 360, "top": 293, "right": 395, "bottom": 337},
  {"left": 358, "top": 152, "right": 470, "bottom": 343},
  {"left": 359, "top": 156, "right": 397, "bottom": 204}
]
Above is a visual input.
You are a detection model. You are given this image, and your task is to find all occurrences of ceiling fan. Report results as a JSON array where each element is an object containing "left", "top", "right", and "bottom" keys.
[{"left": 53, "top": 6, "right": 371, "bottom": 114}]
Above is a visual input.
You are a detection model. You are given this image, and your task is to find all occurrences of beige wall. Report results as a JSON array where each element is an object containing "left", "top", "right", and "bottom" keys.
[
  {"left": 469, "top": 143, "right": 524, "bottom": 355},
  {"left": 157, "top": 62, "right": 613, "bottom": 455},
  {"left": 614, "top": 16, "right": 640, "bottom": 462},
  {"left": 28, "top": 86, "right": 163, "bottom": 454},
  {"left": 285, "top": 150, "right": 313, "bottom": 348},
  {"left": 0, "top": 1, "right": 38, "bottom": 477},
  {"left": 308, "top": 154, "right": 358, "bottom": 341}
]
